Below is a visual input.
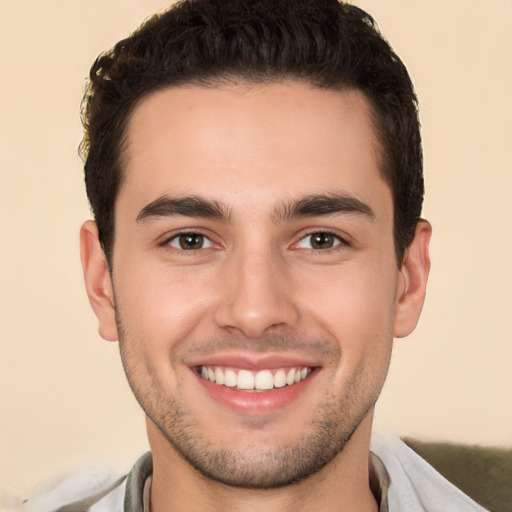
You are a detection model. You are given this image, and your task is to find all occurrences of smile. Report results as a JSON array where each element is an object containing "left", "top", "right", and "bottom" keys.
[{"left": 199, "top": 365, "right": 312, "bottom": 391}]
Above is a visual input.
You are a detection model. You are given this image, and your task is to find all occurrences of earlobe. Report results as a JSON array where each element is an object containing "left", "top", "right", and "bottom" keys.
[
  {"left": 80, "top": 220, "right": 118, "bottom": 341},
  {"left": 393, "top": 220, "right": 432, "bottom": 338}
]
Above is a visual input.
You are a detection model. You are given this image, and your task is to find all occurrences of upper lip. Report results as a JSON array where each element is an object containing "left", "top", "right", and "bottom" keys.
[{"left": 186, "top": 352, "right": 322, "bottom": 371}]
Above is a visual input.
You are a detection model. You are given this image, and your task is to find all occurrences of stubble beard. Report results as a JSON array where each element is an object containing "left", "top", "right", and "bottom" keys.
[
  {"left": 116, "top": 313, "right": 390, "bottom": 489},
  {"left": 148, "top": 387, "right": 371, "bottom": 489}
]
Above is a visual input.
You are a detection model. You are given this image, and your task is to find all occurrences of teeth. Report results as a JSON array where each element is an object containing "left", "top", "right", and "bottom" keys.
[
  {"left": 237, "top": 370, "right": 254, "bottom": 390},
  {"left": 214, "top": 368, "right": 224, "bottom": 385},
  {"left": 199, "top": 365, "right": 312, "bottom": 391},
  {"left": 224, "top": 369, "right": 237, "bottom": 387},
  {"left": 273, "top": 369, "right": 287, "bottom": 388},
  {"left": 254, "top": 370, "right": 273, "bottom": 390}
]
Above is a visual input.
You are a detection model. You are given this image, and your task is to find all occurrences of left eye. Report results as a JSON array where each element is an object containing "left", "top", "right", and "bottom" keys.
[
  {"left": 167, "top": 233, "right": 214, "bottom": 250},
  {"left": 296, "top": 232, "right": 343, "bottom": 250}
]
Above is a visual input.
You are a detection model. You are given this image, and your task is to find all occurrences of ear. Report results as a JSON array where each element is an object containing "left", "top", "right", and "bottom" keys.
[
  {"left": 80, "top": 220, "right": 118, "bottom": 341},
  {"left": 393, "top": 220, "right": 432, "bottom": 338}
]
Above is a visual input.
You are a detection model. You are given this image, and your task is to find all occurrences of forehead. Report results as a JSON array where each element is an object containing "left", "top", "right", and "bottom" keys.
[{"left": 120, "top": 82, "right": 390, "bottom": 220}]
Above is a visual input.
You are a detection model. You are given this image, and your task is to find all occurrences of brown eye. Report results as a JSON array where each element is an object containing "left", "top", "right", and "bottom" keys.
[
  {"left": 168, "top": 233, "right": 213, "bottom": 250},
  {"left": 311, "top": 233, "right": 335, "bottom": 249},
  {"left": 297, "top": 232, "right": 342, "bottom": 250}
]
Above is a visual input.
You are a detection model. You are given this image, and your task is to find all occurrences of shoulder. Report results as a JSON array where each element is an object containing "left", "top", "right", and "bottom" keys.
[
  {"left": 402, "top": 437, "right": 512, "bottom": 512},
  {"left": 15, "top": 452, "right": 153, "bottom": 512},
  {"left": 15, "top": 467, "right": 126, "bottom": 512},
  {"left": 371, "top": 433, "right": 494, "bottom": 512}
]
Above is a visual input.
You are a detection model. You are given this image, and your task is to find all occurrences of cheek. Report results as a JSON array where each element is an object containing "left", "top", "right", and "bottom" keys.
[
  {"left": 298, "top": 260, "right": 398, "bottom": 329},
  {"left": 294, "top": 259, "right": 397, "bottom": 371},
  {"left": 113, "top": 262, "right": 219, "bottom": 353}
]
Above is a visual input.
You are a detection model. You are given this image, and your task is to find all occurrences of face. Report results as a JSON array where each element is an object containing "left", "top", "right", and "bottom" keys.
[{"left": 82, "top": 82, "right": 430, "bottom": 488}]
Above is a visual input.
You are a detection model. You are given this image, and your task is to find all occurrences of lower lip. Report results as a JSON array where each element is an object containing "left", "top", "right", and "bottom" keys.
[{"left": 194, "top": 369, "right": 318, "bottom": 414}]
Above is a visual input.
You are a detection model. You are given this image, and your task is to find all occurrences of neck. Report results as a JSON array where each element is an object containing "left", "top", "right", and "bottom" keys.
[{"left": 147, "top": 414, "right": 379, "bottom": 512}]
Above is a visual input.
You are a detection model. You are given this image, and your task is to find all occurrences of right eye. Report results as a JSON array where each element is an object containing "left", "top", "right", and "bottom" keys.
[
  {"left": 295, "top": 231, "right": 346, "bottom": 251},
  {"left": 167, "top": 233, "right": 215, "bottom": 250}
]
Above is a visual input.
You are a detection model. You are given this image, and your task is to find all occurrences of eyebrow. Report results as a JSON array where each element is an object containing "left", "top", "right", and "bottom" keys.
[
  {"left": 136, "top": 195, "right": 231, "bottom": 222},
  {"left": 135, "top": 192, "right": 374, "bottom": 224},
  {"left": 272, "top": 193, "right": 375, "bottom": 223}
]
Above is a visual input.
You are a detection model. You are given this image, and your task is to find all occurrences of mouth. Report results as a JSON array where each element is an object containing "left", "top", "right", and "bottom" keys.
[
  {"left": 197, "top": 365, "right": 313, "bottom": 392},
  {"left": 189, "top": 354, "right": 321, "bottom": 414}
]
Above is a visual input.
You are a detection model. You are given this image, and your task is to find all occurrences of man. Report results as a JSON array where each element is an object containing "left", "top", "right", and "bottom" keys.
[{"left": 31, "top": 1, "right": 488, "bottom": 510}]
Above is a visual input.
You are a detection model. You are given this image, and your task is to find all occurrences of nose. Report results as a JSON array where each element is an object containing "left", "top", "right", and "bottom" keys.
[{"left": 214, "top": 248, "right": 299, "bottom": 339}]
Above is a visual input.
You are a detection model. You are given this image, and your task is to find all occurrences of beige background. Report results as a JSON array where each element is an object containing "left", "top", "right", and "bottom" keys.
[{"left": 1, "top": 0, "right": 511, "bottom": 500}]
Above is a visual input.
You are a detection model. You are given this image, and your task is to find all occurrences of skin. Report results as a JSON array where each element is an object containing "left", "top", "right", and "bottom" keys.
[{"left": 81, "top": 82, "right": 431, "bottom": 512}]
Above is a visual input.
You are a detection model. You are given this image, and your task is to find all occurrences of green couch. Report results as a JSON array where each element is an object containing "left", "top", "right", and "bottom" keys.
[{"left": 403, "top": 438, "right": 512, "bottom": 512}]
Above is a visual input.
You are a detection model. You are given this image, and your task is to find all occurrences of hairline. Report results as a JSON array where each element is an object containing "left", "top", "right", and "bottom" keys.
[{"left": 106, "top": 76, "right": 397, "bottom": 266}]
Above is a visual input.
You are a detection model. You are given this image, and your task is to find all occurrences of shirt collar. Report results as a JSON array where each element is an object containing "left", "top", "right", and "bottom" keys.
[{"left": 125, "top": 451, "right": 391, "bottom": 512}]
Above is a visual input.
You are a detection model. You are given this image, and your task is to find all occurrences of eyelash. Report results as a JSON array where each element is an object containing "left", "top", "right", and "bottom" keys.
[
  {"left": 294, "top": 230, "right": 349, "bottom": 252},
  {"left": 160, "top": 229, "right": 349, "bottom": 253},
  {"left": 161, "top": 230, "right": 218, "bottom": 253}
]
